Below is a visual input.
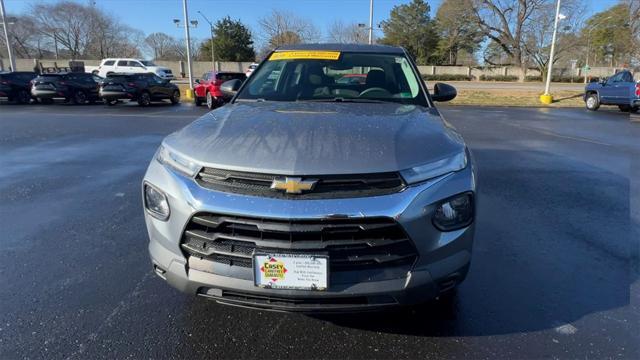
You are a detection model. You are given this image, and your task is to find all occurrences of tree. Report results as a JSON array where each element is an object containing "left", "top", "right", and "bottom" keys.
[
  {"left": 631, "top": 0, "right": 640, "bottom": 67},
  {"left": 199, "top": 17, "right": 255, "bottom": 62},
  {"left": 257, "top": 10, "right": 320, "bottom": 52},
  {"left": 327, "top": 20, "right": 368, "bottom": 44},
  {"left": 379, "top": 0, "right": 440, "bottom": 64},
  {"left": 434, "top": 0, "right": 483, "bottom": 65},
  {"left": 471, "top": 0, "right": 547, "bottom": 79},
  {"left": 145, "top": 32, "right": 181, "bottom": 60},
  {"left": 582, "top": 3, "right": 633, "bottom": 67},
  {"left": 523, "top": 0, "right": 584, "bottom": 81}
]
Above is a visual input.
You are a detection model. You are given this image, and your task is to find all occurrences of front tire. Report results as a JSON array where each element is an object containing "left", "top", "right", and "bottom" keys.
[
  {"left": 618, "top": 105, "right": 631, "bottom": 112},
  {"left": 72, "top": 90, "right": 87, "bottom": 105},
  {"left": 137, "top": 91, "right": 151, "bottom": 107},
  {"left": 170, "top": 90, "right": 180, "bottom": 105},
  {"left": 585, "top": 93, "right": 600, "bottom": 111},
  {"left": 206, "top": 91, "right": 218, "bottom": 110}
]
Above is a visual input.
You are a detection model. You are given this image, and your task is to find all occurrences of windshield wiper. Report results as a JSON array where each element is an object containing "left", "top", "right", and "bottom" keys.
[{"left": 297, "top": 97, "right": 388, "bottom": 104}]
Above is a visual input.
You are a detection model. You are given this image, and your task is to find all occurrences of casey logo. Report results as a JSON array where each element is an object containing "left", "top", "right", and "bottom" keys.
[
  {"left": 260, "top": 257, "right": 287, "bottom": 282},
  {"left": 270, "top": 177, "right": 317, "bottom": 194}
]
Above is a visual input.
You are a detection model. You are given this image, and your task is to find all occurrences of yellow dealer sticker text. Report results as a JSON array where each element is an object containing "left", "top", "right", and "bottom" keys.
[
  {"left": 260, "top": 257, "right": 288, "bottom": 282},
  {"left": 269, "top": 51, "right": 341, "bottom": 61}
]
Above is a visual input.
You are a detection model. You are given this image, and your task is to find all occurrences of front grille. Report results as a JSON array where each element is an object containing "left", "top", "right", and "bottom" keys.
[
  {"left": 195, "top": 167, "right": 405, "bottom": 199},
  {"left": 181, "top": 213, "right": 418, "bottom": 275}
]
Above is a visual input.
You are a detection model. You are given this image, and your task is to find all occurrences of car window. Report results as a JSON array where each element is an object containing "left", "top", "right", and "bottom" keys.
[
  {"left": 117, "top": 60, "right": 128, "bottom": 66},
  {"left": 129, "top": 61, "right": 143, "bottom": 68},
  {"left": 140, "top": 60, "right": 156, "bottom": 66},
  {"left": 237, "top": 52, "right": 427, "bottom": 106},
  {"left": 609, "top": 73, "right": 624, "bottom": 83},
  {"left": 104, "top": 60, "right": 115, "bottom": 66},
  {"left": 622, "top": 72, "right": 633, "bottom": 82}
]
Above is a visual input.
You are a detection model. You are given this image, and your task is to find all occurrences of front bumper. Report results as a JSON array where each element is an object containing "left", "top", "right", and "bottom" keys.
[
  {"left": 99, "top": 89, "right": 136, "bottom": 100},
  {"left": 144, "top": 159, "right": 476, "bottom": 312},
  {"left": 31, "top": 88, "right": 64, "bottom": 99}
]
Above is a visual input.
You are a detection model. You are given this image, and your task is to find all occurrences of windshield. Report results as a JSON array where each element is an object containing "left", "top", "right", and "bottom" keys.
[
  {"left": 235, "top": 52, "right": 427, "bottom": 106},
  {"left": 140, "top": 60, "right": 156, "bottom": 66}
]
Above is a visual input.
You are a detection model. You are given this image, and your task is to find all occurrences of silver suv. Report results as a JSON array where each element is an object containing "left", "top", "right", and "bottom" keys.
[{"left": 143, "top": 44, "right": 476, "bottom": 312}]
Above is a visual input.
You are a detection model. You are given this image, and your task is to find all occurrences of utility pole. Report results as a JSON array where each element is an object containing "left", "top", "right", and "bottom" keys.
[
  {"left": 368, "top": 0, "right": 373, "bottom": 44},
  {"left": 540, "top": 0, "right": 562, "bottom": 104},
  {"left": 198, "top": 11, "right": 216, "bottom": 72},
  {"left": 182, "top": 0, "right": 194, "bottom": 90},
  {"left": 0, "top": 0, "right": 16, "bottom": 71}
]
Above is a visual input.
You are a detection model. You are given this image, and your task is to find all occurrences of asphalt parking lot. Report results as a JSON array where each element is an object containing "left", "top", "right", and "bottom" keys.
[{"left": 0, "top": 103, "right": 638, "bottom": 359}]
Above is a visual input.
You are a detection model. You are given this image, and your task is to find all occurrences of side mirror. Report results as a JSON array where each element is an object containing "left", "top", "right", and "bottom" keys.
[
  {"left": 194, "top": 79, "right": 200, "bottom": 84},
  {"left": 431, "top": 82, "right": 457, "bottom": 102},
  {"left": 599, "top": 77, "right": 608, "bottom": 85},
  {"left": 220, "top": 79, "right": 242, "bottom": 97}
]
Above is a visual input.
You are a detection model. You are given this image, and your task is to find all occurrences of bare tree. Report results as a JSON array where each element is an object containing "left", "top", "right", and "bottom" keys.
[
  {"left": 472, "top": 0, "right": 547, "bottom": 79},
  {"left": 630, "top": 0, "right": 640, "bottom": 67},
  {"left": 327, "top": 20, "right": 368, "bottom": 44},
  {"left": 145, "top": 32, "right": 179, "bottom": 60},
  {"left": 257, "top": 10, "right": 320, "bottom": 51}
]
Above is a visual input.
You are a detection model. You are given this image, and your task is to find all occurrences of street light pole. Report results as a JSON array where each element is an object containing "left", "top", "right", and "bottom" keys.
[
  {"left": 182, "top": 0, "right": 194, "bottom": 90},
  {"left": 0, "top": 0, "right": 16, "bottom": 71},
  {"left": 368, "top": 0, "right": 373, "bottom": 44},
  {"left": 543, "top": 0, "right": 562, "bottom": 99},
  {"left": 198, "top": 11, "right": 216, "bottom": 72}
]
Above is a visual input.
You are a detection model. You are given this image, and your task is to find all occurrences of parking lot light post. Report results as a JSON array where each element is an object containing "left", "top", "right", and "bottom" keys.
[
  {"left": 540, "top": 0, "right": 562, "bottom": 105},
  {"left": 368, "top": 0, "right": 373, "bottom": 44},
  {"left": 198, "top": 11, "right": 216, "bottom": 72},
  {"left": 0, "top": 0, "right": 16, "bottom": 72},
  {"left": 181, "top": 0, "right": 195, "bottom": 92}
]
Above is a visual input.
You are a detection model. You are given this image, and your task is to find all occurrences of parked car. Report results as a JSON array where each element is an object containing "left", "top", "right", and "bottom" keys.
[
  {"left": 245, "top": 63, "right": 259, "bottom": 77},
  {"left": 143, "top": 44, "right": 474, "bottom": 313},
  {"left": 0, "top": 71, "right": 37, "bottom": 104},
  {"left": 31, "top": 72, "right": 100, "bottom": 104},
  {"left": 99, "top": 73, "right": 180, "bottom": 106},
  {"left": 194, "top": 71, "right": 247, "bottom": 109},
  {"left": 91, "top": 59, "right": 174, "bottom": 80},
  {"left": 584, "top": 70, "right": 640, "bottom": 112}
]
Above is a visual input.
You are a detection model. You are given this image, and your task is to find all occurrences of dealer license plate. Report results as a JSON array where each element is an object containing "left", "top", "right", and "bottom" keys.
[{"left": 254, "top": 253, "right": 328, "bottom": 291}]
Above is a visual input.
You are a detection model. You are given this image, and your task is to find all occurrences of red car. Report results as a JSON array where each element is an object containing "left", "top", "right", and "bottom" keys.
[{"left": 194, "top": 71, "right": 246, "bottom": 109}]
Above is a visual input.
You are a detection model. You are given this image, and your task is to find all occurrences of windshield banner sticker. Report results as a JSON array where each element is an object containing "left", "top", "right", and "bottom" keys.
[{"left": 269, "top": 51, "right": 341, "bottom": 61}]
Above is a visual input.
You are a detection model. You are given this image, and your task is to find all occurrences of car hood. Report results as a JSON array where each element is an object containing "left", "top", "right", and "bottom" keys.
[{"left": 163, "top": 101, "right": 466, "bottom": 175}]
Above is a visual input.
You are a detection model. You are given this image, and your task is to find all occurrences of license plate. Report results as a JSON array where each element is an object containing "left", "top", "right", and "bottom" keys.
[{"left": 254, "top": 253, "right": 328, "bottom": 291}]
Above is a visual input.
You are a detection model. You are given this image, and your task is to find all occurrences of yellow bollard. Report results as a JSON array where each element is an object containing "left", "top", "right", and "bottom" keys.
[
  {"left": 539, "top": 94, "right": 553, "bottom": 105},
  {"left": 183, "top": 88, "right": 194, "bottom": 101}
]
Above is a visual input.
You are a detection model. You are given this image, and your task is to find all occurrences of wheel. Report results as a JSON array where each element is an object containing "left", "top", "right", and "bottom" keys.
[
  {"left": 618, "top": 105, "right": 631, "bottom": 112},
  {"left": 206, "top": 91, "right": 218, "bottom": 110},
  {"left": 16, "top": 90, "right": 31, "bottom": 104},
  {"left": 72, "top": 90, "right": 87, "bottom": 104},
  {"left": 170, "top": 90, "right": 180, "bottom": 105},
  {"left": 104, "top": 99, "right": 117, "bottom": 106},
  {"left": 585, "top": 93, "right": 600, "bottom": 111},
  {"left": 137, "top": 91, "right": 151, "bottom": 106},
  {"left": 195, "top": 97, "right": 203, "bottom": 106},
  {"left": 40, "top": 98, "right": 54, "bottom": 105}
]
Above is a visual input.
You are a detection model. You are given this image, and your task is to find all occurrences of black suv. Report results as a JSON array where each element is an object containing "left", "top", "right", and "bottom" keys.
[
  {"left": 0, "top": 72, "right": 37, "bottom": 104},
  {"left": 31, "top": 72, "right": 100, "bottom": 104},
  {"left": 99, "top": 73, "right": 180, "bottom": 106}
]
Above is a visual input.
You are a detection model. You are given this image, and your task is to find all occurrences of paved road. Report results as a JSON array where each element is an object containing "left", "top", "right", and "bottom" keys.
[{"left": 0, "top": 103, "right": 637, "bottom": 359}]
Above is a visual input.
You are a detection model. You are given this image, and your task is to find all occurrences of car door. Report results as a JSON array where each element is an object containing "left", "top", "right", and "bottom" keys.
[{"left": 603, "top": 72, "right": 626, "bottom": 104}]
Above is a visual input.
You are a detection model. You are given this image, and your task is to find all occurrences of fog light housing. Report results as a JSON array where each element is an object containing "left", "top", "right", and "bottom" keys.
[
  {"left": 432, "top": 192, "right": 474, "bottom": 231},
  {"left": 144, "top": 183, "right": 170, "bottom": 221}
]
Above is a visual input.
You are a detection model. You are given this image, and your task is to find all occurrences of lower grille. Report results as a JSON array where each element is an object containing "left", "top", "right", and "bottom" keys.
[
  {"left": 195, "top": 167, "right": 405, "bottom": 199},
  {"left": 181, "top": 213, "right": 418, "bottom": 275}
]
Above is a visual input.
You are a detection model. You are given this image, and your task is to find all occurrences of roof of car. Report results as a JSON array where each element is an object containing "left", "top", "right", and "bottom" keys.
[{"left": 275, "top": 43, "right": 405, "bottom": 54}]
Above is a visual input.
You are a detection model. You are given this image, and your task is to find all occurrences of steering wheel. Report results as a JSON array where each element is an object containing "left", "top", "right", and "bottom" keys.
[{"left": 359, "top": 87, "right": 391, "bottom": 98}]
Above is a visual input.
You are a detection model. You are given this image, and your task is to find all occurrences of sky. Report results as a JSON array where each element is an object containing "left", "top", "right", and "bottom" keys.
[{"left": 4, "top": 0, "right": 622, "bottom": 46}]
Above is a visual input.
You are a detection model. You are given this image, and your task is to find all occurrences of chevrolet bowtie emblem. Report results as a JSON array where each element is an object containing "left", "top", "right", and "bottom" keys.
[{"left": 270, "top": 177, "right": 317, "bottom": 194}]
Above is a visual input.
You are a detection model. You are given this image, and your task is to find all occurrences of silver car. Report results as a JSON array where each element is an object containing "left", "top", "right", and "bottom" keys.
[{"left": 143, "top": 44, "right": 476, "bottom": 312}]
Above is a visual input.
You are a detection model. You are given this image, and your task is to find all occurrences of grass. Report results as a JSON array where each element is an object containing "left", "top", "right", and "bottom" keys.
[
  {"left": 178, "top": 84, "right": 586, "bottom": 107},
  {"left": 449, "top": 89, "right": 585, "bottom": 107}
]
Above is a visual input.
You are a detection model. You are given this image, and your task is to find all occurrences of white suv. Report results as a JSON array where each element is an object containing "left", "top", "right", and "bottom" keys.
[{"left": 91, "top": 59, "right": 174, "bottom": 80}]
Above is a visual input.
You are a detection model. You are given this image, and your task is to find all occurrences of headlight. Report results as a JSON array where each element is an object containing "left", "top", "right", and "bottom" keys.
[
  {"left": 432, "top": 192, "right": 474, "bottom": 231},
  {"left": 400, "top": 150, "right": 468, "bottom": 185},
  {"left": 156, "top": 144, "right": 201, "bottom": 177},
  {"left": 144, "top": 183, "right": 170, "bottom": 221}
]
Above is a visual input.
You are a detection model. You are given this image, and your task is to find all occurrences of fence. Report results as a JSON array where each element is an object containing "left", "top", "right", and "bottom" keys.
[{"left": 0, "top": 58, "right": 623, "bottom": 81}]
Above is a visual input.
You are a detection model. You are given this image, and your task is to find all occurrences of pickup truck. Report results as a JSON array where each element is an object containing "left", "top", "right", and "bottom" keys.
[{"left": 584, "top": 70, "right": 640, "bottom": 112}]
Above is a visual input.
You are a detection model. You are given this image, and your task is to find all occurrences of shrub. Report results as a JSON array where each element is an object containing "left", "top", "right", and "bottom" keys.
[
  {"left": 525, "top": 75, "right": 581, "bottom": 83},
  {"left": 422, "top": 74, "right": 474, "bottom": 81},
  {"left": 478, "top": 75, "right": 519, "bottom": 81}
]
